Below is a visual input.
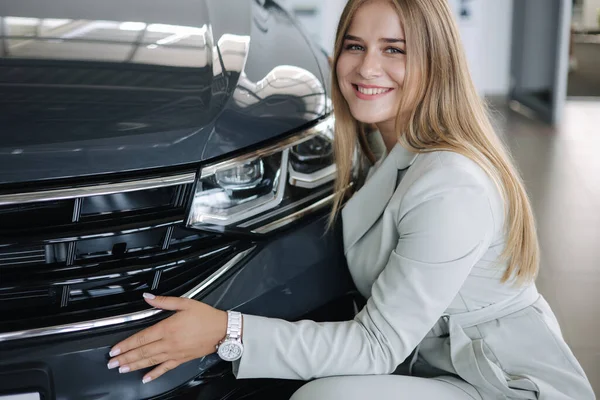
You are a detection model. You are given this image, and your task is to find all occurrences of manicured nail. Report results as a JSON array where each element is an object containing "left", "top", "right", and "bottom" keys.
[
  {"left": 119, "top": 366, "right": 130, "bottom": 374},
  {"left": 143, "top": 293, "right": 156, "bottom": 300},
  {"left": 142, "top": 376, "right": 152, "bottom": 384},
  {"left": 107, "top": 360, "right": 119, "bottom": 369},
  {"left": 109, "top": 348, "right": 121, "bottom": 357}
]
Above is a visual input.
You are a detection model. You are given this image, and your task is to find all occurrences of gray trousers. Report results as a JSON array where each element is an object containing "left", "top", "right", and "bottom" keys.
[{"left": 290, "top": 375, "right": 482, "bottom": 400}]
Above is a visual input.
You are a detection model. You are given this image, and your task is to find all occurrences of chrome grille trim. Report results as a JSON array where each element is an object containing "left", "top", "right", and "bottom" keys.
[
  {"left": 0, "top": 254, "right": 44, "bottom": 261},
  {"left": 0, "top": 247, "right": 255, "bottom": 342},
  {"left": 0, "top": 259, "right": 45, "bottom": 266},
  {"left": 0, "top": 247, "right": 46, "bottom": 265},
  {"left": 0, "top": 248, "right": 44, "bottom": 255},
  {"left": 0, "top": 250, "right": 45, "bottom": 258},
  {"left": 0, "top": 172, "right": 196, "bottom": 206}
]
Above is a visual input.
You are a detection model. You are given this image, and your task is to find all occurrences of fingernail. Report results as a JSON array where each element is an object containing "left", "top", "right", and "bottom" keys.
[
  {"left": 143, "top": 292, "right": 156, "bottom": 300},
  {"left": 142, "top": 376, "right": 152, "bottom": 384},
  {"left": 107, "top": 360, "right": 119, "bottom": 369},
  {"left": 119, "top": 366, "right": 130, "bottom": 374},
  {"left": 109, "top": 348, "right": 121, "bottom": 357}
]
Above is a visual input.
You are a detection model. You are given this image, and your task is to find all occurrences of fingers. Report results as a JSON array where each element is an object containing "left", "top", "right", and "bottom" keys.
[
  {"left": 109, "top": 323, "right": 164, "bottom": 358},
  {"left": 143, "top": 293, "right": 189, "bottom": 311},
  {"left": 118, "top": 352, "right": 170, "bottom": 374},
  {"left": 108, "top": 340, "right": 167, "bottom": 371},
  {"left": 142, "top": 359, "right": 183, "bottom": 384}
]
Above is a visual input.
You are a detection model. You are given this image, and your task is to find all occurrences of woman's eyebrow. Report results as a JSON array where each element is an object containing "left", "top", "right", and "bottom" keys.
[
  {"left": 343, "top": 34, "right": 405, "bottom": 43},
  {"left": 344, "top": 34, "right": 363, "bottom": 41},
  {"left": 380, "top": 37, "right": 405, "bottom": 43}
]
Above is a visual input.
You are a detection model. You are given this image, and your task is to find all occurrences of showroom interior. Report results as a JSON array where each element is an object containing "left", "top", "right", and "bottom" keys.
[{"left": 0, "top": 0, "right": 598, "bottom": 398}]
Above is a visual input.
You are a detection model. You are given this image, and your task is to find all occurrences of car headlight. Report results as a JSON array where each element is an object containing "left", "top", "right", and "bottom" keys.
[{"left": 187, "top": 115, "right": 336, "bottom": 234}]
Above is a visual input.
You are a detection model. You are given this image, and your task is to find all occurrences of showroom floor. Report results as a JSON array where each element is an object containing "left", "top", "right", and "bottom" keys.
[{"left": 490, "top": 99, "right": 600, "bottom": 395}]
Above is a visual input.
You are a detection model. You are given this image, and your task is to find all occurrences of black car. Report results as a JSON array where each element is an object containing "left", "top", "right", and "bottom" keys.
[{"left": 0, "top": 1, "right": 360, "bottom": 398}]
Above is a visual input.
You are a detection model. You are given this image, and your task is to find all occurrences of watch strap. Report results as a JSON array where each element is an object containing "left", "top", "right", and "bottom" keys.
[{"left": 226, "top": 310, "right": 242, "bottom": 341}]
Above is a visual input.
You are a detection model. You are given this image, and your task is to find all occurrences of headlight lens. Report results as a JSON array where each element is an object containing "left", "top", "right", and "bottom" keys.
[{"left": 187, "top": 115, "right": 336, "bottom": 234}]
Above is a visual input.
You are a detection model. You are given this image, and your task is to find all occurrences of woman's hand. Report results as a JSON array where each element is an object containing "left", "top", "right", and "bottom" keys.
[{"left": 107, "top": 293, "right": 227, "bottom": 384}]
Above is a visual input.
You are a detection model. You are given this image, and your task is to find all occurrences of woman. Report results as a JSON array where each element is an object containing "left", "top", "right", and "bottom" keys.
[{"left": 106, "top": 0, "right": 595, "bottom": 398}]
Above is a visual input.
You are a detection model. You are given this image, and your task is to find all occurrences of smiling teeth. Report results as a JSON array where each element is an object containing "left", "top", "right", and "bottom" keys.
[{"left": 357, "top": 86, "right": 390, "bottom": 95}]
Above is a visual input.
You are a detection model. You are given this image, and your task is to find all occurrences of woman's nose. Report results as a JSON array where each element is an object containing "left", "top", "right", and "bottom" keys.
[{"left": 358, "top": 51, "right": 382, "bottom": 79}]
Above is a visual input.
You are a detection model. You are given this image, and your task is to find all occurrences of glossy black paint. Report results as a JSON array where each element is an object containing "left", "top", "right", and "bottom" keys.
[{"left": 0, "top": 0, "right": 329, "bottom": 185}]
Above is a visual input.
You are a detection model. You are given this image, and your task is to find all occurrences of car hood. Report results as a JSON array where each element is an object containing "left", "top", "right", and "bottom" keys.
[{"left": 0, "top": 0, "right": 329, "bottom": 185}]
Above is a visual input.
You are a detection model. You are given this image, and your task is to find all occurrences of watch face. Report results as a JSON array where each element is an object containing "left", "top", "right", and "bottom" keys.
[{"left": 218, "top": 340, "right": 244, "bottom": 362}]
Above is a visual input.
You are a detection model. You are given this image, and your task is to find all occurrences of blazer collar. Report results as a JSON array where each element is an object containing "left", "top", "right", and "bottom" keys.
[{"left": 342, "top": 142, "right": 418, "bottom": 252}]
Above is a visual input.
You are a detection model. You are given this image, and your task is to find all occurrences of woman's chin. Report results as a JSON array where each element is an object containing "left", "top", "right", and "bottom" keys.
[
  {"left": 346, "top": 105, "right": 394, "bottom": 126},
  {"left": 349, "top": 113, "right": 384, "bottom": 125}
]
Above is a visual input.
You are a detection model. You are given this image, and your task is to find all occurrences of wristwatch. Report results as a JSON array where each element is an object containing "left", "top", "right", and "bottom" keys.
[{"left": 216, "top": 310, "right": 244, "bottom": 362}]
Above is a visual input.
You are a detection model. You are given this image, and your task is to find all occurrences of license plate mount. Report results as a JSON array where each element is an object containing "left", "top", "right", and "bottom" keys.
[
  {"left": 0, "top": 364, "right": 53, "bottom": 400},
  {"left": 0, "top": 394, "right": 40, "bottom": 400}
]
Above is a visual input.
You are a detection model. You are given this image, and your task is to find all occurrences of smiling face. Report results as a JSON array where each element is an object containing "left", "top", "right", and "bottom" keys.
[{"left": 336, "top": 0, "right": 407, "bottom": 134}]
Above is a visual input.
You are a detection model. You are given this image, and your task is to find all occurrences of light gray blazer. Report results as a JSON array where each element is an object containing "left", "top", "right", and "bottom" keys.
[{"left": 233, "top": 134, "right": 595, "bottom": 400}]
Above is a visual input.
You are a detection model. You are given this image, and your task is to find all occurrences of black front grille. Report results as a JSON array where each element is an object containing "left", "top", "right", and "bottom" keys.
[
  {"left": 0, "top": 171, "right": 249, "bottom": 334},
  {"left": 0, "top": 245, "right": 46, "bottom": 267},
  {"left": 0, "top": 199, "right": 75, "bottom": 231}
]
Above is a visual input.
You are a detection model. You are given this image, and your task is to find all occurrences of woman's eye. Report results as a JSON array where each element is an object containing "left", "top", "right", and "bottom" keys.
[
  {"left": 385, "top": 47, "right": 405, "bottom": 55},
  {"left": 345, "top": 44, "right": 364, "bottom": 51}
]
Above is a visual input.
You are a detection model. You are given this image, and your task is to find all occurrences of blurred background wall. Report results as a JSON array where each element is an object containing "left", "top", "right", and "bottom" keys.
[{"left": 280, "top": 0, "right": 600, "bottom": 104}]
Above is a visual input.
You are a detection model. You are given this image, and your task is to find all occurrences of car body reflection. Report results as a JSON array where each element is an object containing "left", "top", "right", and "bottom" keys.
[{"left": 0, "top": 0, "right": 328, "bottom": 184}]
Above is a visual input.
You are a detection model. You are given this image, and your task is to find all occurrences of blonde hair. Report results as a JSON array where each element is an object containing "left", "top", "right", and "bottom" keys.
[{"left": 329, "top": 0, "right": 539, "bottom": 285}]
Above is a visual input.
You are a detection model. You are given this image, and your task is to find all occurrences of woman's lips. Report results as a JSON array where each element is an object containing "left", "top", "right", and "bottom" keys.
[{"left": 352, "top": 84, "right": 394, "bottom": 100}]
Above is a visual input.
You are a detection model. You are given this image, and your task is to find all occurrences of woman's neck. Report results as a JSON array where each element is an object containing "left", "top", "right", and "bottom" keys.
[{"left": 375, "top": 121, "right": 398, "bottom": 153}]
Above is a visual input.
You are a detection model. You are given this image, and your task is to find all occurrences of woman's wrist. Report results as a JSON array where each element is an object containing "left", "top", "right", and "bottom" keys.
[{"left": 214, "top": 309, "right": 228, "bottom": 348}]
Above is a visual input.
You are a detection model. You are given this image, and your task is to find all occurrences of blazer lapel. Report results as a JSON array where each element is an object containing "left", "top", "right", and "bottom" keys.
[{"left": 342, "top": 143, "right": 418, "bottom": 253}]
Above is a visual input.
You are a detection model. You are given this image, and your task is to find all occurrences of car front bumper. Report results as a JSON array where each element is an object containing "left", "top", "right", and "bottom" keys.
[{"left": 0, "top": 214, "right": 357, "bottom": 400}]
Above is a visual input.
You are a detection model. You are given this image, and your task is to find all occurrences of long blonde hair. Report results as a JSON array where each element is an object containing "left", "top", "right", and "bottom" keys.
[{"left": 329, "top": 0, "right": 539, "bottom": 285}]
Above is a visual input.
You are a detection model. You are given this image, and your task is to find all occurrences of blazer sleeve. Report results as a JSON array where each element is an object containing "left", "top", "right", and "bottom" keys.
[{"left": 232, "top": 162, "right": 496, "bottom": 380}]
